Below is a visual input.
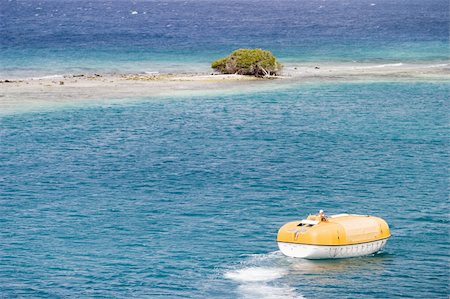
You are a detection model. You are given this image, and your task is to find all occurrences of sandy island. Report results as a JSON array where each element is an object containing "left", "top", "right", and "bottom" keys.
[{"left": 1, "top": 62, "right": 449, "bottom": 115}]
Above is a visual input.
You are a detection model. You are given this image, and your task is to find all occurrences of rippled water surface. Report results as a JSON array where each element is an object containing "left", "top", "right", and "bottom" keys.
[{"left": 1, "top": 82, "right": 448, "bottom": 298}]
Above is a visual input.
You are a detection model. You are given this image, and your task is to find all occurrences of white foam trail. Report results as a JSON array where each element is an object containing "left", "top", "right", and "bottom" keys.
[
  {"left": 224, "top": 253, "right": 305, "bottom": 299},
  {"left": 246, "top": 251, "right": 284, "bottom": 263},
  {"left": 225, "top": 267, "right": 303, "bottom": 299},
  {"left": 237, "top": 283, "right": 304, "bottom": 299},
  {"left": 225, "top": 267, "right": 287, "bottom": 282}
]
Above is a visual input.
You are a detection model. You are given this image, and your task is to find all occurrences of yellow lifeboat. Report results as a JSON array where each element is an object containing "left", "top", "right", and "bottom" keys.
[{"left": 277, "top": 210, "right": 390, "bottom": 259}]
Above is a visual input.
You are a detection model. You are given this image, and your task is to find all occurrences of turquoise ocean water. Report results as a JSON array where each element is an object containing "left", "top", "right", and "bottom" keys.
[
  {"left": 1, "top": 0, "right": 449, "bottom": 298},
  {"left": 1, "top": 83, "right": 448, "bottom": 298}
]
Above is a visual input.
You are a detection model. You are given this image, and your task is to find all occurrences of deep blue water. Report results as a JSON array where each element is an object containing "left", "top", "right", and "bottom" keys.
[
  {"left": 1, "top": 82, "right": 449, "bottom": 298},
  {"left": 1, "top": 0, "right": 449, "bottom": 76}
]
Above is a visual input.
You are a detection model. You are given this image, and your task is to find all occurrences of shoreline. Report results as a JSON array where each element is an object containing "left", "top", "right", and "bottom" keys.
[
  {"left": 2, "top": 61, "right": 448, "bottom": 80},
  {"left": 1, "top": 62, "right": 449, "bottom": 115}
]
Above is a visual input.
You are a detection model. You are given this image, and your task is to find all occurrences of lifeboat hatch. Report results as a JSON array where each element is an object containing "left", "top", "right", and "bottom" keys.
[
  {"left": 297, "top": 220, "right": 319, "bottom": 227},
  {"left": 297, "top": 223, "right": 314, "bottom": 227}
]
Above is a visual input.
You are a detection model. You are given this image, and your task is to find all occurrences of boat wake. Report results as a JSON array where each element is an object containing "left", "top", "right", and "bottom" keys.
[
  {"left": 224, "top": 267, "right": 287, "bottom": 282},
  {"left": 224, "top": 252, "right": 304, "bottom": 299}
]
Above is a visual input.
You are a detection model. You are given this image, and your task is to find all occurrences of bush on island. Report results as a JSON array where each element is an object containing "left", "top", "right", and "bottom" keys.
[{"left": 211, "top": 48, "right": 282, "bottom": 77}]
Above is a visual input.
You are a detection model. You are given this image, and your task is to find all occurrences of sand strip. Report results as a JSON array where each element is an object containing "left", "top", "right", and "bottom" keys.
[{"left": 1, "top": 62, "right": 448, "bottom": 115}]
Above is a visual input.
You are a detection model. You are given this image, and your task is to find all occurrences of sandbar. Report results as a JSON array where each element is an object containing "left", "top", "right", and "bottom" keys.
[{"left": 1, "top": 62, "right": 449, "bottom": 115}]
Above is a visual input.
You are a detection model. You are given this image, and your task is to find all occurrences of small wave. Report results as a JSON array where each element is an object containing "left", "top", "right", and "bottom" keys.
[
  {"left": 131, "top": 11, "right": 138, "bottom": 15},
  {"left": 358, "top": 63, "right": 404, "bottom": 69},
  {"left": 426, "top": 63, "right": 449, "bottom": 68},
  {"left": 31, "top": 74, "right": 64, "bottom": 80}
]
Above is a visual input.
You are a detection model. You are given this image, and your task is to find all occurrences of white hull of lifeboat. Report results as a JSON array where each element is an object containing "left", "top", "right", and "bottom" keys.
[{"left": 278, "top": 239, "right": 388, "bottom": 259}]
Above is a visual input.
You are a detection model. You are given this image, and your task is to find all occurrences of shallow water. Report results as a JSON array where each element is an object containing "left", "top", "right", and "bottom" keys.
[{"left": 1, "top": 82, "right": 448, "bottom": 298}]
